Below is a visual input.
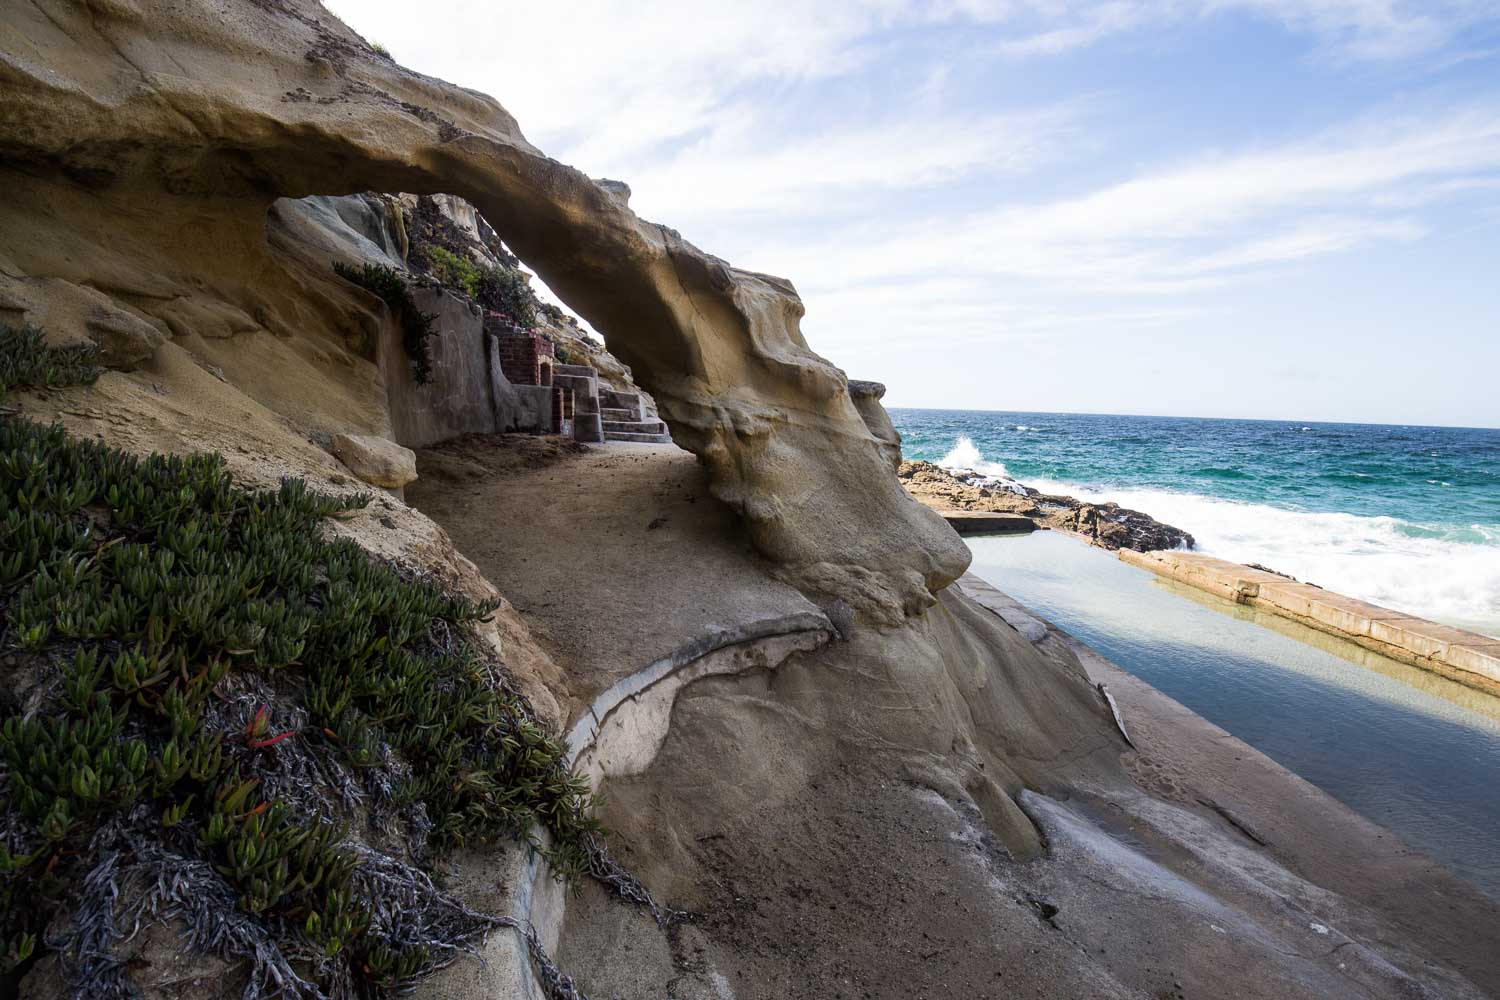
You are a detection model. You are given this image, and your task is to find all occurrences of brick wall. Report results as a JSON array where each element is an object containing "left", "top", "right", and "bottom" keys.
[{"left": 494, "top": 327, "right": 555, "bottom": 387}]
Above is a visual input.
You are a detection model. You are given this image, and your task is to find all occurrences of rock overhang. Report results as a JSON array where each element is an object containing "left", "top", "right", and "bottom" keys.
[{"left": 0, "top": 0, "right": 968, "bottom": 620}]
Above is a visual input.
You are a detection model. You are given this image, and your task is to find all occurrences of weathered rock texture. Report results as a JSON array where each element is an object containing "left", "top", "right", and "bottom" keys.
[
  {"left": 330, "top": 431, "right": 417, "bottom": 488},
  {"left": 900, "top": 460, "right": 1195, "bottom": 551},
  {"left": 0, "top": 0, "right": 965, "bottom": 622}
]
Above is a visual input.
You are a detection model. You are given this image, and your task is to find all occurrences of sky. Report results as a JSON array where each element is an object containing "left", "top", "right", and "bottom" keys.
[{"left": 328, "top": 1, "right": 1500, "bottom": 427}]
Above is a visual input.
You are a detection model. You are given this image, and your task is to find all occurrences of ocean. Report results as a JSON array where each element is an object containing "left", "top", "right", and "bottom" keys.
[{"left": 889, "top": 409, "right": 1500, "bottom": 638}]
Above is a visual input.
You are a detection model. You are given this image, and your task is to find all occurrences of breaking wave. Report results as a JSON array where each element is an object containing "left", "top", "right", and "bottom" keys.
[
  {"left": 939, "top": 435, "right": 1012, "bottom": 480},
  {"left": 1028, "top": 476, "right": 1500, "bottom": 638}
]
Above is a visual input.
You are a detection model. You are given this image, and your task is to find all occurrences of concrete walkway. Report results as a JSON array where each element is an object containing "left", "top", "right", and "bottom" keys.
[{"left": 406, "top": 437, "right": 828, "bottom": 717}]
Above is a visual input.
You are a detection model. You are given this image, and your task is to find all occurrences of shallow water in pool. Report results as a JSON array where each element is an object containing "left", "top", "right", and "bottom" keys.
[{"left": 967, "top": 530, "right": 1500, "bottom": 900}]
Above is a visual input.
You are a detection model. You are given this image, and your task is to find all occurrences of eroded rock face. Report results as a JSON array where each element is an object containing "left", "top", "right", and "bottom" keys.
[
  {"left": 0, "top": 0, "right": 967, "bottom": 622},
  {"left": 0, "top": 274, "right": 166, "bottom": 369}
]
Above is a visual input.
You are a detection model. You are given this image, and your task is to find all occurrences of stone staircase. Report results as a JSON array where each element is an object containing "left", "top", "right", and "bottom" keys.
[
  {"left": 550, "top": 363, "right": 672, "bottom": 445},
  {"left": 602, "top": 417, "right": 672, "bottom": 443},
  {"left": 599, "top": 387, "right": 672, "bottom": 444}
]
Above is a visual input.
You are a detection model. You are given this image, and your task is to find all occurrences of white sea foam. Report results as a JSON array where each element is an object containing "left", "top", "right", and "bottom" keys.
[
  {"left": 938, "top": 437, "right": 1033, "bottom": 496},
  {"left": 1027, "top": 476, "right": 1500, "bottom": 638},
  {"left": 939, "top": 435, "right": 1012, "bottom": 479},
  {"left": 932, "top": 437, "right": 1500, "bottom": 635}
]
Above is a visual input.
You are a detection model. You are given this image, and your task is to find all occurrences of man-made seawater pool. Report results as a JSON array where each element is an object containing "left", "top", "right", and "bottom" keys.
[{"left": 967, "top": 530, "right": 1500, "bottom": 900}]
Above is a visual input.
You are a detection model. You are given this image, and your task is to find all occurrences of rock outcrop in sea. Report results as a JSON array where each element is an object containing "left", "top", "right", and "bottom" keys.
[{"left": 899, "top": 460, "right": 1196, "bottom": 551}]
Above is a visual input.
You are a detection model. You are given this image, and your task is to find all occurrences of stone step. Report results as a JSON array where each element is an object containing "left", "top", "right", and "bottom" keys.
[
  {"left": 599, "top": 407, "right": 636, "bottom": 421},
  {"left": 554, "top": 363, "right": 597, "bottom": 378},
  {"left": 599, "top": 389, "right": 644, "bottom": 419},
  {"left": 604, "top": 431, "right": 674, "bottom": 444},
  {"left": 602, "top": 419, "right": 666, "bottom": 435}
]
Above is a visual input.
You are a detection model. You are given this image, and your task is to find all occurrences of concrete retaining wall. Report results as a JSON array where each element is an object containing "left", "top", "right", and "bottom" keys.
[
  {"left": 384, "top": 288, "right": 494, "bottom": 448},
  {"left": 382, "top": 288, "right": 564, "bottom": 447},
  {"left": 942, "top": 511, "right": 1035, "bottom": 536},
  {"left": 1118, "top": 549, "right": 1500, "bottom": 695}
]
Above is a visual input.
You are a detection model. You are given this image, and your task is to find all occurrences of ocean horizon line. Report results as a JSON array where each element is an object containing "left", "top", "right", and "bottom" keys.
[{"left": 885, "top": 405, "right": 1500, "bottom": 434}]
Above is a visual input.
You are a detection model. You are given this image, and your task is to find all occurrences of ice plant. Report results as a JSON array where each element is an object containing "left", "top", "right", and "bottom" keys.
[{"left": 0, "top": 326, "right": 607, "bottom": 997}]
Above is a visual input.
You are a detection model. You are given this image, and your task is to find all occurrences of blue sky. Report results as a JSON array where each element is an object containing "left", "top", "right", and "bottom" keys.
[{"left": 331, "top": 1, "right": 1500, "bottom": 427}]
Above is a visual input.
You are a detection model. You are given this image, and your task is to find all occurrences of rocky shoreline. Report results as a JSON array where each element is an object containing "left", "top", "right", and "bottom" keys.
[{"left": 899, "top": 459, "right": 1195, "bottom": 552}]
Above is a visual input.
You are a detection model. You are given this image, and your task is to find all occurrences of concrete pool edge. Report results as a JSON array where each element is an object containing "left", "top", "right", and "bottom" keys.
[{"left": 1118, "top": 548, "right": 1500, "bottom": 696}]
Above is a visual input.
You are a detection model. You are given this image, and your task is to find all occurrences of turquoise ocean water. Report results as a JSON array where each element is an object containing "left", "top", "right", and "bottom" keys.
[{"left": 890, "top": 410, "right": 1500, "bottom": 637}]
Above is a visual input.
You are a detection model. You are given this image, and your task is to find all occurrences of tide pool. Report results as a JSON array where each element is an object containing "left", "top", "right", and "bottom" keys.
[{"left": 967, "top": 530, "right": 1500, "bottom": 901}]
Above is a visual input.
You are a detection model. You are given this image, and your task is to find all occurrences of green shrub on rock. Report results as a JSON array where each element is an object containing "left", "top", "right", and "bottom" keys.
[
  {"left": 423, "top": 246, "right": 538, "bottom": 329},
  {"left": 0, "top": 323, "right": 102, "bottom": 405},
  {"left": 474, "top": 262, "right": 537, "bottom": 329},
  {"left": 0, "top": 416, "right": 602, "bottom": 997},
  {"left": 422, "top": 246, "right": 484, "bottom": 301}
]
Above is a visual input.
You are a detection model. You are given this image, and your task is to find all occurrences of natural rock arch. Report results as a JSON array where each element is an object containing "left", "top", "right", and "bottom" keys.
[{"left": 0, "top": 0, "right": 968, "bottom": 621}]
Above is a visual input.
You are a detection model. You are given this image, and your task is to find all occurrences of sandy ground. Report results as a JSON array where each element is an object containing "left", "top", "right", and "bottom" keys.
[{"left": 406, "top": 435, "right": 824, "bottom": 717}]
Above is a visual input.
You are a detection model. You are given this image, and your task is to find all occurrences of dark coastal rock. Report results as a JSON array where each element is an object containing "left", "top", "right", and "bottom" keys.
[
  {"left": 898, "top": 460, "right": 1195, "bottom": 552},
  {"left": 1051, "top": 498, "right": 1195, "bottom": 552}
]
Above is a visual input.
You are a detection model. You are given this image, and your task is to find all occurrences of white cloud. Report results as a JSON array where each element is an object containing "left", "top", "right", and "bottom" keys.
[
  {"left": 1214, "top": 0, "right": 1489, "bottom": 61},
  {"left": 622, "top": 101, "right": 1090, "bottom": 221},
  {"left": 989, "top": 0, "right": 1495, "bottom": 61},
  {"left": 990, "top": 2, "right": 1161, "bottom": 56},
  {"left": 730, "top": 102, "right": 1500, "bottom": 296},
  {"left": 329, "top": 1, "right": 960, "bottom": 169},
  {"left": 326, "top": 1, "right": 1500, "bottom": 420}
]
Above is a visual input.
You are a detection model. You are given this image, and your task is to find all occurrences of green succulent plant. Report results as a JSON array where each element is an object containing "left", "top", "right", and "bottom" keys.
[
  {"left": 0, "top": 323, "right": 102, "bottom": 406},
  {"left": 0, "top": 403, "right": 603, "bottom": 995}
]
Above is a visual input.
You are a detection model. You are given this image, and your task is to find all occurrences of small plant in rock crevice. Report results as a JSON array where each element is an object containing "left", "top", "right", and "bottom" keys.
[
  {"left": 0, "top": 398, "right": 610, "bottom": 996},
  {"left": 333, "top": 261, "right": 437, "bottom": 385}
]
